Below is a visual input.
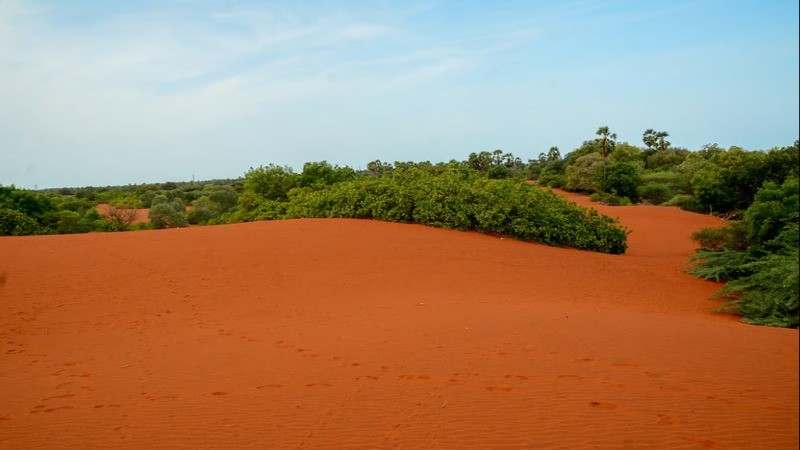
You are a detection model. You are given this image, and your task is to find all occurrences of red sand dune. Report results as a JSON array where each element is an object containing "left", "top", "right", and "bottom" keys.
[{"left": 1, "top": 193, "right": 797, "bottom": 449}]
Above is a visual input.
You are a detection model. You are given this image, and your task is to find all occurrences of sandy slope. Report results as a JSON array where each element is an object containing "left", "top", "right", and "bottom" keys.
[{"left": 1, "top": 194, "right": 797, "bottom": 449}]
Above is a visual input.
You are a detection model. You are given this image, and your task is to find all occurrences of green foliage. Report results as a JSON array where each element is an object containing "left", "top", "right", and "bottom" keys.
[
  {"left": 109, "top": 196, "right": 143, "bottom": 209},
  {"left": 688, "top": 249, "right": 756, "bottom": 282},
  {"left": 764, "top": 141, "right": 800, "bottom": 181},
  {"left": 645, "top": 149, "right": 689, "bottom": 171},
  {"left": 602, "top": 161, "right": 641, "bottom": 201},
  {"left": 187, "top": 196, "right": 217, "bottom": 225},
  {"left": 0, "top": 186, "right": 59, "bottom": 235},
  {"left": 467, "top": 151, "right": 493, "bottom": 172},
  {"left": 467, "top": 150, "right": 526, "bottom": 179},
  {"left": 690, "top": 146, "right": 774, "bottom": 213},
  {"left": 595, "top": 126, "right": 617, "bottom": 186},
  {"left": 663, "top": 194, "right": 702, "bottom": 212},
  {"left": 299, "top": 161, "right": 356, "bottom": 188},
  {"left": 639, "top": 171, "right": 691, "bottom": 205},
  {"left": 691, "top": 224, "right": 748, "bottom": 252},
  {"left": 149, "top": 196, "right": 188, "bottom": 229},
  {"left": 689, "top": 177, "right": 799, "bottom": 327},
  {"left": 487, "top": 165, "right": 510, "bottom": 179},
  {"left": 674, "top": 153, "right": 707, "bottom": 181},
  {"left": 102, "top": 205, "right": 139, "bottom": 231},
  {"left": 642, "top": 129, "right": 670, "bottom": 152},
  {"left": 590, "top": 192, "right": 632, "bottom": 206},
  {"left": 715, "top": 247, "right": 798, "bottom": 328},
  {"left": 742, "top": 177, "right": 798, "bottom": 251},
  {"left": 187, "top": 186, "right": 240, "bottom": 225},
  {"left": 139, "top": 190, "right": 157, "bottom": 208},
  {"left": 0, "top": 208, "right": 44, "bottom": 235},
  {"left": 54, "top": 196, "right": 94, "bottom": 213},
  {"left": 278, "top": 167, "right": 628, "bottom": 254},
  {"left": 541, "top": 174, "right": 566, "bottom": 189},
  {"left": 53, "top": 210, "right": 91, "bottom": 234},
  {"left": 366, "top": 160, "right": 394, "bottom": 178},
  {"left": 243, "top": 165, "right": 299, "bottom": 201},
  {"left": 610, "top": 142, "right": 642, "bottom": 163},
  {"left": 527, "top": 147, "right": 562, "bottom": 179},
  {"left": 0, "top": 186, "right": 57, "bottom": 220},
  {"left": 565, "top": 153, "right": 603, "bottom": 192}
]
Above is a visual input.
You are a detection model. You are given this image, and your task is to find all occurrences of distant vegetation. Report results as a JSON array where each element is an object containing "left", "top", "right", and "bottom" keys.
[
  {"left": 234, "top": 163, "right": 628, "bottom": 254},
  {"left": 2, "top": 130, "right": 797, "bottom": 325}
]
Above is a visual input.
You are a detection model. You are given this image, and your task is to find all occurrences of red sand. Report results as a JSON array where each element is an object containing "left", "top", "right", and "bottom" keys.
[{"left": 1, "top": 194, "right": 797, "bottom": 449}]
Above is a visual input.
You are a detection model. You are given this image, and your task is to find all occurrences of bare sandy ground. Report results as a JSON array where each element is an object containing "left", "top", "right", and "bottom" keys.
[{"left": 1, "top": 193, "right": 797, "bottom": 449}]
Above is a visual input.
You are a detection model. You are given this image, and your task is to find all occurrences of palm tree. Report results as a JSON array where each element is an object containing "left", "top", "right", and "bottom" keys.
[{"left": 595, "top": 126, "right": 617, "bottom": 187}]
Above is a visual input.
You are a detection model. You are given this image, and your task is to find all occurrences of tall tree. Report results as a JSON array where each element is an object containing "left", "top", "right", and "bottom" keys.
[
  {"left": 643, "top": 129, "right": 670, "bottom": 151},
  {"left": 595, "top": 126, "right": 617, "bottom": 185}
]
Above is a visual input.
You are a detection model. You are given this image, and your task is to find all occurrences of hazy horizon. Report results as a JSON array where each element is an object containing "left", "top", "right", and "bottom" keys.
[{"left": 2, "top": 0, "right": 798, "bottom": 189}]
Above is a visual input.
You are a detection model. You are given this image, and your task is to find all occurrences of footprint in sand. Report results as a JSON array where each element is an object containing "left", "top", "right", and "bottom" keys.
[
  {"left": 486, "top": 386, "right": 513, "bottom": 392},
  {"left": 504, "top": 374, "right": 529, "bottom": 380},
  {"left": 398, "top": 374, "right": 431, "bottom": 380},
  {"left": 657, "top": 414, "right": 675, "bottom": 425},
  {"left": 589, "top": 401, "right": 617, "bottom": 410},
  {"left": 43, "top": 406, "right": 74, "bottom": 413}
]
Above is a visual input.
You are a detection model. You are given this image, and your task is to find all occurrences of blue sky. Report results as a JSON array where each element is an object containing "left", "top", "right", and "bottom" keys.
[{"left": 1, "top": 0, "right": 797, "bottom": 188}]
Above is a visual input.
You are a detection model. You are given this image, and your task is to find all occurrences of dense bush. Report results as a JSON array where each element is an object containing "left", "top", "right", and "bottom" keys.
[
  {"left": 272, "top": 167, "right": 628, "bottom": 254},
  {"left": 663, "top": 194, "right": 702, "bottom": 212},
  {"left": 639, "top": 171, "right": 691, "bottom": 205},
  {"left": 187, "top": 186, "right": 240, "bottom": 225},
  {"left": 243, "top": 165, "right": 299, "bottom": 201},
  {"left": 0, "top": 208, "right": 44, "bottom": 235},
  {"left": 602, "top": 161, "right": 641, "bottom": 201},
  {"left": 644, "top": 148, "right": 689, "bottom": 171},
  {"left": 689, "top": 177, "right": 799, "bottom": 327},
  {"left": 590, "top": 192, "right": 632, "bottom": 206},
  {"left": 565, "top": 153, "right": 603, "bottom": 192},
  {"left": 742, "top": 177, "right": 799, "bottom": 252},
  {"left": 149, "top": 195, "right": 188, "bottom": 229},
  {"left": 691, "top": 225, "right": 748, "bottom": 252},
  {"left": 299, "top": 161, "right": 356, "bottom": 188}
]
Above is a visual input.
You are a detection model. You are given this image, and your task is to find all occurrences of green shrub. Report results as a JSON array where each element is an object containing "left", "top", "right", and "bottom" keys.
[
  {"left": 639, "top": 171, "right": 691, "bottom": 205},
  {"left": 299, "top": 161, "right": 356, "bottom": 188},
  {"left": 663, "top": 194, "right": 702, "bottom": 212},
  {"left": 565, "top": 153, "right": 603, "bottom": 192},
  {"left": 543, "top": 174, "right": 566, "bottom": 188},
  {"left": 742, "top": 177, "right": 798, "bottom": 251},
  {"left": 279, "top": 167, "right": 628, "bottom": 254},
  {"left": 487, "top": 165, "right": 510, "bottom": 179},
  {"left": 689, "top": 177, "right": 799, "bottom": 327},
  {"left": 713, "top": 245, "right": 798, "bottom": 327},
  {"left": 149, "top": 196, "right": 188, "bottom": 229},
  {"left": 691, "top": 224, "right": 747, "bottom": 251},
  {"left": 243, "top": 165, "right": 299, "bottom": 201},
  {"left": 602, "top": 161, "right": 641, "bottom": 201},
  {"left": 590, "top": 192, "right": 632, "bottom": 206},
  {"left": 0, "top": 208, "right": 43, "bottom": 235},
  {"left": 639, "top": 183, "right": 671, "bottom": 204}
]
